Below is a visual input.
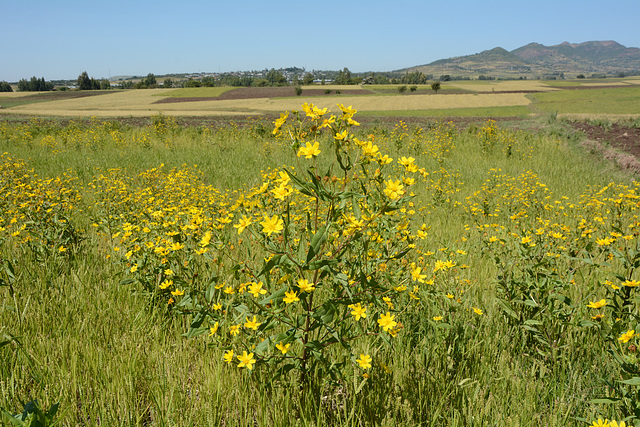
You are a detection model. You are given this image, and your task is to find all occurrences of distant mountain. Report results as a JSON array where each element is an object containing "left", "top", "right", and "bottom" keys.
[{"left": 402, "top": 41, "right": 640, "bottom": 78}]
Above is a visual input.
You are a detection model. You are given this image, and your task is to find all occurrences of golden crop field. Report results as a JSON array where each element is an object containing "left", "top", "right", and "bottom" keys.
[{"left": 2, "top": 89, "right": 531, "bottom": 117}]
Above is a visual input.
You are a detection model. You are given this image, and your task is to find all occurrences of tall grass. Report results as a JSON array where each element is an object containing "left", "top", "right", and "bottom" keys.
[{"left": 0, "top": 113, "right": 636, "bottom": 425}]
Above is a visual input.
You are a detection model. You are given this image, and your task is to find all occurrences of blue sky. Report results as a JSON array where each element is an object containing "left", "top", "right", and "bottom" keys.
[{"left": 3, "top": 0, "right": 639, "bottom": 82}]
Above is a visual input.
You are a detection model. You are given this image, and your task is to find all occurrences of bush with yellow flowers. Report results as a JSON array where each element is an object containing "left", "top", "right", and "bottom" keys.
[{"left": 169, "top": 103, "right": 430, "bottom": 385}]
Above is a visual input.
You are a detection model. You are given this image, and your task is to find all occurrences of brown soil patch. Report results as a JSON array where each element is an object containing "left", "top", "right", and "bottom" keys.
[
  {"left": 571, "top": 122, "right": 640, "bottom": 158},
  {"left": 153, "top": 87, "right": 375, "bottom": 104}
]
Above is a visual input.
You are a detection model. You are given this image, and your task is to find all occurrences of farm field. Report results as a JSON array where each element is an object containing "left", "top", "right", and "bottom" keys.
[
  {"left": 1, "top": 76, "right": 639, "bottom": 119},
  {"left": 3, "top": 98, "right": 640, "bottom": 426}
]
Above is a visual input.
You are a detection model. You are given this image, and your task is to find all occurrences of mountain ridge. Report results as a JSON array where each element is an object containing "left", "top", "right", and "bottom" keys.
[{"left": 401, "top": 41, "right": 640, "bottom": 78}]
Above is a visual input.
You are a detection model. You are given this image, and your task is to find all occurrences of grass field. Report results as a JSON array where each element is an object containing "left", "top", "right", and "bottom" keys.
[
  {"left": 2, "top": 103, "right": 640, "bottom": 425},
  {"left": 1, "top": 78, "right": 639, "bottom": 120},
  {"left": 529, "top": 86, "right": 640, "bottom": 115}
]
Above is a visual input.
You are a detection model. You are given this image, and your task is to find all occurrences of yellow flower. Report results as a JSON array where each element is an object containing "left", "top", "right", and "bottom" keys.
[
  {"left": 171, "top": 289, "right": 184, "bottom": 296},
  {"left": 199, "top": 231, "right": 212, "bottom": 247},
  {"left": 349, "top": 303, "right": 367, "bottom": 321},
  {"left": 590, "top": 419, "right": 610, "bottom": 427},
  {"left": 297, "top": 141, "right": 321, "bottom": 159},
  {"left": 209, "top": 322, "right": 219, "bottom": 336},
  {"left": 229, "top": 324, "right": 241, "bottom": 336},
  {"left": 623, "top": 279, "right": 640, "bottom": 287},
  {"left": 297, "top": 278, "right": 315, "bottom": 293},
  {"left": 160, "top": 279, "right": 173, "bottom": 289},
  {"left": 248, "top": 282, "right": 267, "bottom": 298},
  {"left": 433, "top": 316, "right": 443, "bottom": 321},
  {"left": 472, "top": 307, "right": 483, "bottom": 315},
  {"left": 237, "top": 351, "right": 256, "bottom": 370},
  {"left": 411, "top": 265, "right": 427, "bottom": 283},
  {"left": 276, "top": 342, "right": 291, "bottom": 354},
  {"left": 377, "top": 312, "right": 397, "bottom": 332},
  {"left": 283, "top": 290, "right": 300, "bottom": 304},
  {"left": 272, "top": 112, "right": 288, "bottom": 134},
  {"left": 596, "top": 237, "right": 614, "bottom": 246},
  {"left": 260, "top": 215, "right": 284, "bottom": 236},
  {"left": 356, "top": 353, "right": 372, "bottom": 369},
  {"left": 619, "top": 330, "right": 635, "bottom": 343},
  {"left": 521, "top": 236, "right": 533, "bottom": 245},
  {"left": 587, "top": 299, "right": 608, "bottom": 309},
  {"left": 234, "top": 215, "right": 252, "bottom": 234},
  {"left": 213, "top": 303, "right": 222, "bottom": 311},
  {"left": 58, "top": 246, "right": 67, "bottom": 252},
  {"left": 334, "top": 130, "right": 348, "bottom": 141},
  {"left": 610, "top": 420, "right": 627, "bottom": 427},
  {"left": 244, "top": 316, "right": 261, "bottom": 331},
  {"left": 223, "top": 350, "right": 234, "bottom": 363},
  {"left": 383, "top": 179, "right": 404, "bottom": 200},
  {"left": 338, "top": 103, "right": 357, "bottom": 116},
  {"left": 130, "top": 264, "right": 138, "bottom": 273},
  {"left": 361, "top": 141, "right": 379, "bottom": 157},
  {"left": 271, "top": 183, "right": 293, "bottom": 200}
]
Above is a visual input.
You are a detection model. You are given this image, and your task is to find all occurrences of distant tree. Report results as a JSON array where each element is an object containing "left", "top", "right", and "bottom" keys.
[
  {"left": 303, "top": 73, "right": 314, "bottom": 85},
  {"left": 163, "top": 78, "right": 173, "bottom": 88},
  {"left": 431, "top": 82, "right": 441, "bottom": 94},
  {"left": 295, "top": 86, "right": 303, "bottom": 96},
  {"left": 409, "top": 85, "right": 417, "bottom": 92},
  {"left": 78, "top": 71, "right": 92, "bottom": 90},
  {"left": 266, "top": 69, "right": 287, "bottom": 86},
  {"left": 0, "top": 81, "right": 13, "bottom": 92},
  {"left": 334, "top": 67, "right": 353, "bottom": 85},
  {"left": 17, "top": 76, "right": 54, "bottom": 91},
  {"left": 184, "top": 79, "right": 201, "bottom": 88},
  {"left": 576, "top": 74, "right": 585, "bottom": 79},
  {"left": 146, "top": 73, "right": 157, "bottom": 87},
  {"left": 397, "top": 85, "right": 407, "bottom": 93},
  {"left": 401, "top": 71, "right": 427, "bottom": 85},
  {"left": 440, "top": 75, "right": 450, "bottom": 82},
  {"left": 100, "top": 79, "right": 111, "bottom": 90}
]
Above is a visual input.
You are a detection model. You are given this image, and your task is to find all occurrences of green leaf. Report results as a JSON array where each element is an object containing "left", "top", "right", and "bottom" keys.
[
  {"left": 590, "top": 398, "right": 621, "bottom": 404},
  {"left": 205, "top": 280, "right": 217, "bottom": 304},
  {"left": 306, "top": 259, "right": 339, "bottom": 271},
  {"left": 496, "top": 299, "right": 519, "bottom": 320},
  {"left": 306, "top": 225, "right": 328, "bottom": 264},
  {"left": 619, "top": 377, "right": 640, "bottom": 386}
]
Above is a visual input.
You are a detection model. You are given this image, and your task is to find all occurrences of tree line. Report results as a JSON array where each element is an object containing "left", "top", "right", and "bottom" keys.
[{"left": 17, "top": 76, "right": 54, "bottom": 91}]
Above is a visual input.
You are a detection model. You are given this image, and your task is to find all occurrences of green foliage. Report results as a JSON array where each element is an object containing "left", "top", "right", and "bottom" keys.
[
  {"left": 397, "top": 85, "right": 407, "bottom": 93},
  {"left": 1, "top": 400, "right": 59, "bottom": 427},
  {"left": 0, "top": 81, "right": 13, "bottom": 92},
  {"left": 295, "top": 86, "right": 303, "bottom": 96},
  {"left": 266, "top": 69, "right": 288, "bottom": 86},
  {"left": 431, "top": 81, "right": 441, "bottom": 93},
  {"left": 303, "top": 73, "right": 315, "bottom": 85},
  {"left": 77, "top": 71, "right": 91, "bottom": 90},
  {"left": 400, "top": 71, "right": 430, "bottom": 85},
  {"left": 17, "top": 77, "right": 54, "bottom": 92}
]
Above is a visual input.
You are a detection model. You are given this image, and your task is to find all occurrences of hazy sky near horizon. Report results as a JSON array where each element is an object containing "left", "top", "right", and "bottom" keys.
[{"left": 3, "top": 0, "right": 639, "bottom": 82}]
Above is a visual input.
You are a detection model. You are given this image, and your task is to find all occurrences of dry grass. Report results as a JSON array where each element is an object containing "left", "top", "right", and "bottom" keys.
[
  {"left": 447, "top": 80, "right": 559, "bottom": 92},
  {"left": 2, "top": 90, "right": 532, "bottom": 117},
  {"left": 0, "top": 92, "right": 44, "bottom": 98}
]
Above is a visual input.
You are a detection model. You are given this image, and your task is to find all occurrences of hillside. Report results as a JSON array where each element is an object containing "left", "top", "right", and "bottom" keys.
[{"left": 402, "top": 40, "right": 640, "bottom": 79}]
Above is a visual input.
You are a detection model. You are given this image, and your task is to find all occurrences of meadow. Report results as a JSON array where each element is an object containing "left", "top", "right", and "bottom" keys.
[
  {"left": 1, "top": 77, "right": 639, "bottom": 120},
  {"left": 1, "top": 95, "right": 640, "bottom": 426}
]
